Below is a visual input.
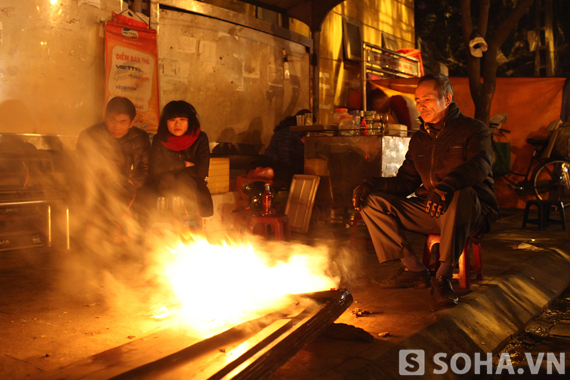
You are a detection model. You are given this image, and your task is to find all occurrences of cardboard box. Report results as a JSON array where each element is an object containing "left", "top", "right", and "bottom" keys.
[{"left": 207, "top": 157, "right": 230, "bottom": 194}]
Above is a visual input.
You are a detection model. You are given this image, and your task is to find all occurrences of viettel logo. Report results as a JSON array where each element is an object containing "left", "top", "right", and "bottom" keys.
[{"left": 121, "top": 28, "right": 139, "bottom": 39}]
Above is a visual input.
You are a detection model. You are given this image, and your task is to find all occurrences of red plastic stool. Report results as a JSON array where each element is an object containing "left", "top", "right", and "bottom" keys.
[
  {"left": 422, "top": 234, "right": 483, "bottom": 289},
  {"left": 350, "top": 211, "right": 374, "bottom": 247},
  {"left": 233, "top": 206, "right": 255, "bottom": 236},
  {"left": 248, "top": 214, "right": 291, "bottom": 241}
]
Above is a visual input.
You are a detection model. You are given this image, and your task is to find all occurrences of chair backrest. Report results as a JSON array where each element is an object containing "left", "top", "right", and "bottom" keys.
[{"left": 284, "top": 174, "right": 320, "bottom": 233}]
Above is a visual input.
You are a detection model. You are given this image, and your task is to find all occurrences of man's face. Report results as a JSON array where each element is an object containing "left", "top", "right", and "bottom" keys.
[
  {"left": 105, "top": 112, "right": 134, "bottom": 138},
  {"left": 415, "top": 80, "right": 452, "bottom": 124}
]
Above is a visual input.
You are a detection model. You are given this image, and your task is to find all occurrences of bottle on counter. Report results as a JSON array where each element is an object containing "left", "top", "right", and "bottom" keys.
[
  {"left": 381, "top": 113, "right": 389, "bottom": 135},
  {"left": 333, "top": 108, "right": 349, "bottom": 125},
  {"left": 373, "top": 113, "right": 383, "bottom": 136},
  {"left": 349, "top": 110, "right": 361, "bottom": 129},
  {"left": 360, "top": 118, "right": 368, "bottom": 136},
  {"left": 364, "top": 112, "right": 374, "bottom": 136},
  {"left": 339, "top": 114, "right": 355, "bottom": 136}
]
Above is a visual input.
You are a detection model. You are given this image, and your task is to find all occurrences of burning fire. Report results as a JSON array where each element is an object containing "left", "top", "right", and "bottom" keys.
[{"left": 151, "top": 235, "right": 338, "bottom": 337}]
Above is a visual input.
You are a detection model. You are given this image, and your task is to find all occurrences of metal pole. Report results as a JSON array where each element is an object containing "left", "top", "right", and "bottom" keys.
[
  {"left": 66, "top": 207, "right": 70, "bottom": 250},
  {"left": 362, "top": 43, "right": 367, "bottom": 112},
  {"left": 312, "top": 30, "right": 320, "bottom": 123},
  {"left": 47, "top": 205, "right": 52, "bottom": 248}
]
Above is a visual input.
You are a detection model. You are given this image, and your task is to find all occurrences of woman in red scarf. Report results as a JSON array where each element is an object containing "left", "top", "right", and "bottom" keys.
[{"left": 150, "top": 101, "right": 213, "bottom": 222}]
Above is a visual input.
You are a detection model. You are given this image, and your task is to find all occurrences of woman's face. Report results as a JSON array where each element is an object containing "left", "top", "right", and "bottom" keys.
[{"left": 167, "top": 117, "right": 189, "bottom": 136}]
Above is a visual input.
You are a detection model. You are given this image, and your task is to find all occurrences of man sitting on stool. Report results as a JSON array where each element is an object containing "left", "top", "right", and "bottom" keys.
[{"left": 352, "top": 74, "right": 499, "bottom": 307}]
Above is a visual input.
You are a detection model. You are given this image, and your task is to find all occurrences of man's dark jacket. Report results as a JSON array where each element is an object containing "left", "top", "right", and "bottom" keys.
[
  {"left": 76, "top": 122, "right": 151, "bottom": 190},
  {"left": 371, "top": 103, "right": 499, "bottom": 224}
]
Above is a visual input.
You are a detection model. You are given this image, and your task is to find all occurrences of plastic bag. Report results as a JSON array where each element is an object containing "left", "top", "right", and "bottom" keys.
[{"left": 246, "top": 166, "right": 275, "bottom": 179}]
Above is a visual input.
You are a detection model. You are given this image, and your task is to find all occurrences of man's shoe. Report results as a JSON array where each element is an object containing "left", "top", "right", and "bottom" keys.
[
  {"left": 431, "top": 276, "right": 459, "bottom": 307},
  {"left": 372, "top": 267, "right": 431, "bottom": 289}
]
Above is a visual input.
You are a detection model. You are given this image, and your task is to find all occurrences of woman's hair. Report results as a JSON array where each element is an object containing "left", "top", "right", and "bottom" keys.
[{"left": 156, "top": 100, "right": 200, "bottom": 141}]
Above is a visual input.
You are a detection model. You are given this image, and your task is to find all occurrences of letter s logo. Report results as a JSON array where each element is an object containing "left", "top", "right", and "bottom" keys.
[{"left": 399, "top": 349, "right": 425, "bottom": 376}]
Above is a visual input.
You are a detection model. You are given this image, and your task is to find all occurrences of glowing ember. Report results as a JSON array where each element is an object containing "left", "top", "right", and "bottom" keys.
[
  {"left": 152, "top": 236, "right": 338, "bottom": 336},
  {"left": 151, "top": 305, "right": 170, "bottom": 319}
]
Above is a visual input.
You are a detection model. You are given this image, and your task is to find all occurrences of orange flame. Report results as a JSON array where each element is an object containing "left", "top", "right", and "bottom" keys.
[{"left": 152, "top": 236, "right": 338, "bottom": 337}]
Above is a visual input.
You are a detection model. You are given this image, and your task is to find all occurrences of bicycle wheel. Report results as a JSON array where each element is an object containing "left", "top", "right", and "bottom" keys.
[{"left": 532, "top": 160, "right": 570, "bottom": 207}]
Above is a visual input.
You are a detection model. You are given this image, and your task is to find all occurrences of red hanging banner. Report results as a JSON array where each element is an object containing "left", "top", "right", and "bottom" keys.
[{"left": 104, "top": 19, "right": 159, "bottom": 132}]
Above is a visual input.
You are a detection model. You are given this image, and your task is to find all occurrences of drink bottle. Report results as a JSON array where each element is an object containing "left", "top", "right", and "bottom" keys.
[
  {"left": 360, "top": 118, "right": 368, "bottom": 136},
  {"left": 262, "top": 183, "right": 273, "bottom": 215}
]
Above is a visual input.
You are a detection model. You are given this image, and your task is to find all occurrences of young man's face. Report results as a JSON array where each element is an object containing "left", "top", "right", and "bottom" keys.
[
  {"left": 105, "top": 112, "right": 134, "bottom": 138},
  {"left": 415, "top": 80, "right": 452, "bottom": 124}
]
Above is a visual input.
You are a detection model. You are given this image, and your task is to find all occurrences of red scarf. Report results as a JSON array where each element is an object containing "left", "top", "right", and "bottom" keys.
[{"left": 160, "top": 128, "right": 201, "bottom": 151}]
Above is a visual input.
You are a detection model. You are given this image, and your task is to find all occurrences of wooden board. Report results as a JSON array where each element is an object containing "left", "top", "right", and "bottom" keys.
[
  {"left": 284, "top": 175, "right": 320, "bottom": 233},
  {"left": 207, "top": 158, "right": 230, "bottom": 194},
  {"left": 38, "top": 290, "right": 352, "bottom": 380}
]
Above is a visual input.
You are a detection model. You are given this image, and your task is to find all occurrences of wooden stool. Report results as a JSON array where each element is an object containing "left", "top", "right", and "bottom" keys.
[
  {"left": 522, "top": 200, "right": 566, "bottom": 230},
  {"left": 248, "top": 214, "right": 291, "bottom": 241},
  {"left": 422, "top": 234, "right": 483, "bottom": 289},
  {"left": 350, "top": 211, "right": 374, "bottom": 247}
]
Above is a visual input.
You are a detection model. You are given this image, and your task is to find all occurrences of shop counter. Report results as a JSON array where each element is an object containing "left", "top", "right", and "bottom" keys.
[{"left": 302, "top": 131, "right": 410, "bottom": 210}]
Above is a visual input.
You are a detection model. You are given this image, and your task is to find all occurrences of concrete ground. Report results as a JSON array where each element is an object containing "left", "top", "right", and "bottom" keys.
[
  {"left": 0, "top": 208, "right": 569, "bottom": 379},
  {"left": 270, "top": 208, "right": 570, "bottom": 379}
]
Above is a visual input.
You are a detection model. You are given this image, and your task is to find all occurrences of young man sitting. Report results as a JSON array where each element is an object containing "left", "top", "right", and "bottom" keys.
[{"left": 75, "top": 97, "right": 151, "bottom": 244}]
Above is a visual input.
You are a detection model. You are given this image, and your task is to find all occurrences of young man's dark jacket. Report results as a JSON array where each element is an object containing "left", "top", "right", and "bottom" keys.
[
  {"left": 76, "top": 122, "right": 151, "bottom": 190},
  {"left": 368, "top": 103, "right": 499, "bottom": 226}
]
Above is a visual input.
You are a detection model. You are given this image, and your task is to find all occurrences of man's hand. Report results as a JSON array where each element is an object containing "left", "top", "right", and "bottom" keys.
[
  {"left": 425, "top": 183, "right": 455, "bottom": 217},
  {"left": 352, "top": 182, "right": 374, "bottom": 211}
]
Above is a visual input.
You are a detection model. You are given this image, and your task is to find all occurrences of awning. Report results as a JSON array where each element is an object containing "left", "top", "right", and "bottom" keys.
[{"left": 239, "top": 0, "right": 345, "bottom": 31}]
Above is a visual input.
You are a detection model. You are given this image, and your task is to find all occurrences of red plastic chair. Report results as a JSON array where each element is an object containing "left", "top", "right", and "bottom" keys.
[
  {"left": 422, "top": 234, "right": 483, "bottom": 289},
  {"left": 248, "top": 214, "right": 291, "bottom": 241},
  {"left": 350, "top": 211, "right": 374, "bottom": 247}
]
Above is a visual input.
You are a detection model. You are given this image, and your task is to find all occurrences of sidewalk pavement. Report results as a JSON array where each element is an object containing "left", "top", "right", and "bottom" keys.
[
  {"left": 269, "top": 208, "right": 570, "bottom": 379},
  {"left": 0, "top": 208, "right": 568, "bottom": 379}
]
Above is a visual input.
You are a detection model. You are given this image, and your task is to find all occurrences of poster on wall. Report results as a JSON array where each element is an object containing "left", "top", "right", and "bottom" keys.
[{"left": 104, "top": 18, "right": 159, "bottom": 132}]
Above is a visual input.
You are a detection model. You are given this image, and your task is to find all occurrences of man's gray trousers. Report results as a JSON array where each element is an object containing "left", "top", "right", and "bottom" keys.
[{"left": 359, "top": 188, "right": 486, "bottom": 264}]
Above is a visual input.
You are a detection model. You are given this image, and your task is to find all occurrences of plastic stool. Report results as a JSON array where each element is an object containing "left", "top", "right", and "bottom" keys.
[
  {"left": 350, "top": 211, "right": 374, "bottom": 247},
  {"left": 422, "top": 234, "right": 483, "bottom": 289},
  {"left": 248, "top": 214, "right": 291, "bottom": 241},
  {"left": 233, "top": 206, "right": 255, "bottom": 236},
  {"left": 522, "top": 200, "right": 566, "bottom": 230}
]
